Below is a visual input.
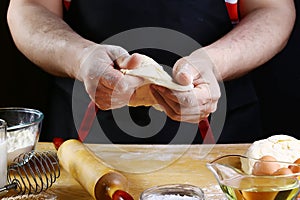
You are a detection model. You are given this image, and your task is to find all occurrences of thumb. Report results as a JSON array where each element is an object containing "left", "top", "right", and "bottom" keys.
[
  {"left": 173, "top": 63, "right": 194, "bottom": 86},
  {"left": 117, "top": 53, "right": 144, "bottom": 70},
  {"left": 105, "top": 45, "right": 130, "bottom": 67}
]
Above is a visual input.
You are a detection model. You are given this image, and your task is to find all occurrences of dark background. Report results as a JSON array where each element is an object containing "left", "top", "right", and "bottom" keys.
[
  {"left": 1, "top": 0, "right": 299, "bottom": 140},
  {"left": 0, "top": 1, "right": 52, "bottom": 116}
]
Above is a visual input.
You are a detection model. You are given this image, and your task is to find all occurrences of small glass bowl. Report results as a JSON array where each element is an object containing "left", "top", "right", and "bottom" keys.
[
  {"left": 206, "top": 155, "right": 300, "bottom": 200},
  {"left": 140, "top": 184, "right": 205, "bottom": 200},
  {"left": 0, "top": 107, "right": 44, "bottom": 163}
]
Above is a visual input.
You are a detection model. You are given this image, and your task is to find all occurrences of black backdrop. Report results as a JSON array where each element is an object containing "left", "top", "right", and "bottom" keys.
[
  {"left": 1, "top": 0, "right": 300, "bottom": 140},
  {"left": 252, "top": 0, "right": 300, "bottom": 138},
  {"left": 0, "top": 0, "right": 52, "bottom": 116}
]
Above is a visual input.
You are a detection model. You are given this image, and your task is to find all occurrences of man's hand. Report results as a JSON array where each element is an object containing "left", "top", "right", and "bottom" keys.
[
  {"left": 151, "top": 49, "right": 221, "bottom": 123},
  {"left": 77, "top": 44, "right": 144, "bottom": 110}
]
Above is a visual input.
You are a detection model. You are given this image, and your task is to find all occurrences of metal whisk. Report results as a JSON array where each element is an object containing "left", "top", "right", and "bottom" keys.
[{"left": 0, "top": 151, "right": 60, "bottom": 196}]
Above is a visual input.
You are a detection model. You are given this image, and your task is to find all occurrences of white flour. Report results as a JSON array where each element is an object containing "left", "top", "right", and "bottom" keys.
[
  {"left": 143, "top": 194, "right": 202, "bottom": 200},
  {"left": 1, "top": 193, "right": 57, "bottom": 200},
  {"left": 0, "top": 140, "right": 7, "bottom": 187},
  {"left": 7, "top": 126, "right": 37, "bottom": 163},
  {"left": 202, "top": 184, "right": 227, "bottom": 200}
]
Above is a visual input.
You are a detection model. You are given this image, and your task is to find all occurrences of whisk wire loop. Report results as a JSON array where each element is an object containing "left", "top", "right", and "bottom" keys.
[{"left": 7, "top": 150, "right": 60, "bottom": 195}]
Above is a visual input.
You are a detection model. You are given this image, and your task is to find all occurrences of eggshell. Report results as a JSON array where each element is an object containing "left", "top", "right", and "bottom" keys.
[
  {"left": 272, "top": 167, "right": 293, "bottom": 176},
  {"left": 294, "top": 158, "right": 300, "bottom": 164},
  {"left": 252, "top": 155, "right": 281, "bottom": 175},
  {"left": 242, "top": 135, "right": 300, "bottom": 175},
  {"left": 288, "top": 158, "right": 300, "bottom": 173}
]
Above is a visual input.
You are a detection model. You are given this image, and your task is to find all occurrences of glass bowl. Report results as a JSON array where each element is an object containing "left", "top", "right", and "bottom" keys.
[
  {"left": 0, "top": 107, "right": 44, "bottom": 164},
  {"left": 140, "top": 184, "right": 205, "bottom": 200},
  {"left": 206, "top": 154, "right": 300, "bottom": 200}
]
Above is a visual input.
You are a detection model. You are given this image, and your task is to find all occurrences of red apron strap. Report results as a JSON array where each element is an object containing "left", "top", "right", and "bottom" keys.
[
  {"left": 78, "top": 101, "right": 215, "bottom": 144},
  {"left": 224, "top": 0, "right": 239, "bottom": 24},
  {"left": 198, "top": 118, "right": 215, "bottom": 144},
  {"left": 63, "top": 0, "right": 71, "bottom": 11},
  {"left": 78, "top": 101, "right": 99, "bottom": 142}
]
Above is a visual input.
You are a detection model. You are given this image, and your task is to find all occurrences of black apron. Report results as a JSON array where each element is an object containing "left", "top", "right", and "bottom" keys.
[
  {"left": 41, "top": 0, "right": 263, "bottom": 144},
  {"left": 252, "top": 0, "right": 300, "bottom": 138}
]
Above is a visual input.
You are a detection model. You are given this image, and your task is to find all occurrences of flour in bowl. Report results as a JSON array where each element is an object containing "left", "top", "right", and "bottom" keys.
[
  {"left": 7, "top": 125, "right": 38, "bottom": 163},
  {"left": 0, "top": 140, "right": 7, "bottom": 187},
  {"left": 143, "top": 194, "right": 202, "bottom": 200}
]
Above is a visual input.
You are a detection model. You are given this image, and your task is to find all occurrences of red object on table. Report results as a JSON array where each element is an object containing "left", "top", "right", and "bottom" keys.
[
  {"left": 112, "top": 190, "right": 134, "bottom": 200},
  {"left": 53, "top": 137, "right": 65, "bottom": 150}
]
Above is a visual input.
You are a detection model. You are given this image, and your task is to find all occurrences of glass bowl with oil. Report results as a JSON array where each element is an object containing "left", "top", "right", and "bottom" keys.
[{"left": 206, "top": 154, "right": 300, "bottom": 200}]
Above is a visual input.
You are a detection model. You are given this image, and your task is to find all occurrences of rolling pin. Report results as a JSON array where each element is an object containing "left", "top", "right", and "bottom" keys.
[{"left": 57, "top": 139, "right": 133, "bottom": 200}]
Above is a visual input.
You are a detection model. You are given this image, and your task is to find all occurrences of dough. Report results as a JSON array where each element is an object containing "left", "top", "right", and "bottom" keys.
[
  {"left": 121, "top": 55, "right": 193, "bottom": 91},
  {"left": 241, "top": 134, "right": 300, "bottom": 174},
  {"left": 121, "top": 55, "right": 194, "bottom": 107}
]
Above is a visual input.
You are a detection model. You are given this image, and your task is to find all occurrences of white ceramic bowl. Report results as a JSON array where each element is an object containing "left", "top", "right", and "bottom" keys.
[{"left": 140, "top": 184, "right": 205, "bottom": 200}]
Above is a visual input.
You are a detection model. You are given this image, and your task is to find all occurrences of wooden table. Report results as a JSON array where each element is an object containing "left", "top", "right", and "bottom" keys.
[{"left": 35, "top": 142, "right": 250, "bottom": 200}]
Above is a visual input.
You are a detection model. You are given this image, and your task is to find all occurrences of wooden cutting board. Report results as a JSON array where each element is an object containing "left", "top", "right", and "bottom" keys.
[{"left": 34, "top": 142, "right": 250, "bottom": 200}]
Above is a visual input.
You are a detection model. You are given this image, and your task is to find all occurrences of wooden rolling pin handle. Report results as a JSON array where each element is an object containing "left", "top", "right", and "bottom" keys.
[
  {"left": 57, "top": 139, "right": 133, "bottom": 200},
  {"left": 95, "top": 171, "right": 128, "bottom": 200}
]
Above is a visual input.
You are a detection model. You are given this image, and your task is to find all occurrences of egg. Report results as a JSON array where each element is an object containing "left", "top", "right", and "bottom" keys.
[
  {"left": 273, "top": 167, "right": 293, "bottom": 175},
  {"left": 288, "top": 158, "right": 300, "bottom": 173},
  {"left": 294, "top": 158, "right": 300, "bottom": 164},
  {"left": 252, "top": 155, "right": 281, "bottom": 175}
]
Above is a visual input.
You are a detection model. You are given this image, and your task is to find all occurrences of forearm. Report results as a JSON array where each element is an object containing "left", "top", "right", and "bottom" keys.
[
  {"left": 203, "top": 1, "right": 296, "bottom": 81},
  {"left": 7, "top": 0, "right": 94, "bottom": 79}
]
